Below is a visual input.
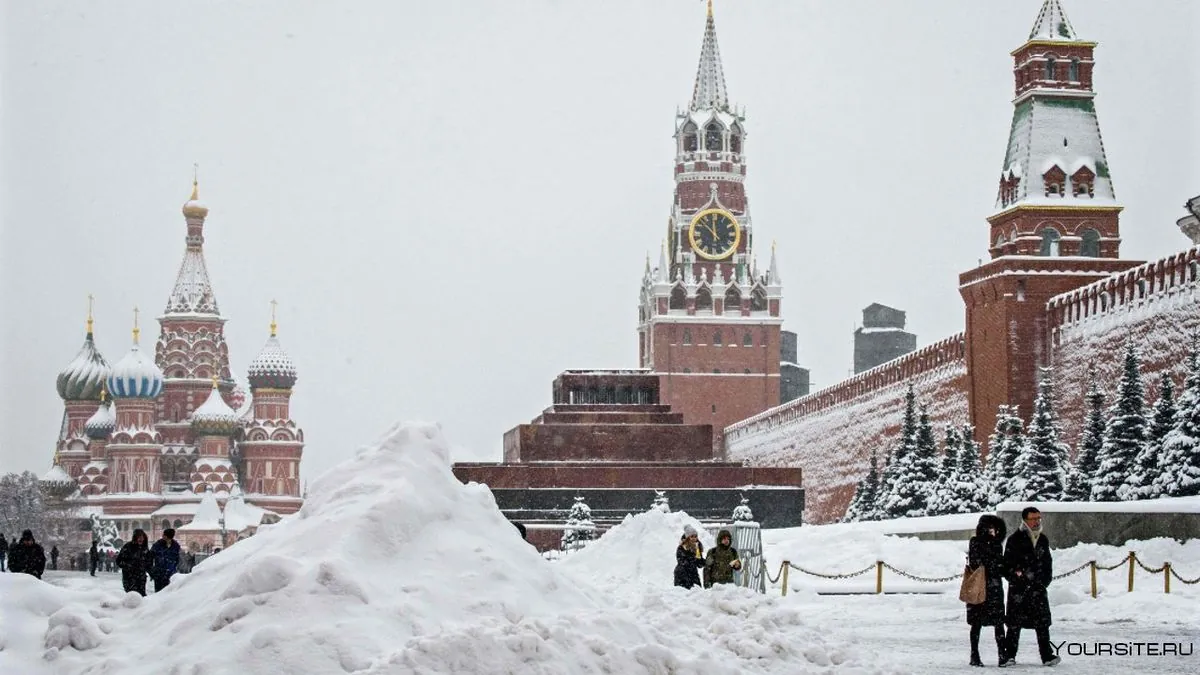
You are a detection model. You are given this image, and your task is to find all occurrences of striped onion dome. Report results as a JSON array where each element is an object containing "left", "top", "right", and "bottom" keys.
[
  {"left": 191, "top": 382, "right": 240, "bottom": 435},
  {"left": 106, "top": 340, "right": 164, "bottom": 399},
  {"left": 56, "top": 332, "right": 111, "bottom": 401}
]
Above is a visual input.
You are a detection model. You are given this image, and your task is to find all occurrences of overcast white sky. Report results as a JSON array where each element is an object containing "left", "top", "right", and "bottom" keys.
[{"left": 2, "top": 0, "right": 1196, "bottom": 482}]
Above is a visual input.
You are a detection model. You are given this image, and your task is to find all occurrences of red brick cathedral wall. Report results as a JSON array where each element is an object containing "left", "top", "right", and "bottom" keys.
[
  {"left": 725, "top": 335, "right": 969, "bottom": 523},
  {"left": 1051, "top": 248, "right": 1200, "bottom": 449}
]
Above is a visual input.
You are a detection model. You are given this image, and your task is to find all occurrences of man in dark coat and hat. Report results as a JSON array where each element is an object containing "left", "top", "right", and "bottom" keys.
[
  {"left": 1001, "top": 507, "right": 1060, "bottom": 667},
  {"left": 966, "top": 514, "right": 1007, "bottom": 666},
  {"left": 704, "top": 529, "right": 742, "bottom": 588},
  {"left": 8, "top": 530, "right": 47, "bottom": 578}
]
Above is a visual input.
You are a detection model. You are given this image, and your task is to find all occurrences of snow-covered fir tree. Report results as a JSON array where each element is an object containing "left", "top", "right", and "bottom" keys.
[
  {"left": 985, "top": 406, "right": 1027, "bottom": 506},
  {"left": 1065, "top": 366, "right": 1106, "bottom": 501},
  {"left": 1154, "top": 336, "right": 1200, "bottom": 497},
  {"left": 1016, "top": 372, "right": 1070, "bottom": 500},
  {"left": 883, "top": 404, "right": 940, "bottom": 518},
  {"left": 1092, "top": 341, "right": 1148, "bottom": 501},
  {"left": 560, "top": 495, "right": 596, "bottom": 551},
  {"left": 926, "top": 426, "right": 963, "bottom": 516},
  {"left": 954, "top": 425, "right": 990, "bottom": 512},
  {"left": 732, "top": 496, "right": 755, "bottom": 522},
  {"left": 843, "top": 450, "right": 881, "bottom": 522},
  {"left": 1129, "top": 375, "right": 1176, "bottom": 499},
  {"left": 878, "top": 385, "right": 918, "bottom": 516},
  {"left": 650, "top": 490, "right": 670, "bottom": 513}
]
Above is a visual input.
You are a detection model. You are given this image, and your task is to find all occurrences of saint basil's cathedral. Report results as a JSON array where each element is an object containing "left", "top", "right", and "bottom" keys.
[{"left": 43, "top": 181, "right": 304, "bottom": 553}]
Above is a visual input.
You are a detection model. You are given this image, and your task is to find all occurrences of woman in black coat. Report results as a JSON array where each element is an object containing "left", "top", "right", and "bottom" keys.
[
  {"left": 116, "top": 529, "right": 152, "bottom": 596},
  {"left": 966, "top": 514, "right": 1007, "bottom": 666},
  {"left": 673, "top": 526, "right": 706, "bottom": 589}
]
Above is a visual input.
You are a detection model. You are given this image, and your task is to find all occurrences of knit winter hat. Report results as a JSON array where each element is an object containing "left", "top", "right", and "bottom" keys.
[{"left": 683, "top": 525, "right": 698, "bottom": 537}]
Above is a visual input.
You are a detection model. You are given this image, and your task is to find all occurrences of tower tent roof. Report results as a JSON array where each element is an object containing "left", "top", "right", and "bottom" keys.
[
  {"left": 689, "top": 1, "right": 729, "bottom": 113},
  {"left": 1028, "top": 0, "right": 1078, "bottom": 42}
]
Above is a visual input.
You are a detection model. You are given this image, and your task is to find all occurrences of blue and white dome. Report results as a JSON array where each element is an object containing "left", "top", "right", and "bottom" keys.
[
  {"left": 247, "top": 335, "right": 297, "bottom": 390},
  {"left": 107, "top": 342, "right": 164, "bottom": 399},
  {"left": 56, "top": 333, "right": 111, "bottom": 401},
  {"left": 84, "top": 399, "right": 117, "bottom": 439}
]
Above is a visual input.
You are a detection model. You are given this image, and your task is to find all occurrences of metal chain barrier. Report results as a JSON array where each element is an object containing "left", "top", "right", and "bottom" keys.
[
  {"left": 787, "top": 562, "right": 876, "bottom": 580},
  {"left": 759, "top": 552, "right": 1195, "bottom": 597},
  {"left": 880, "top": 562, "right": 961, "bottom": 583}
]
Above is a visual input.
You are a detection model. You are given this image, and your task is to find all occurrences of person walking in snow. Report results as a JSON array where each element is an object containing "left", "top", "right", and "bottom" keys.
[
  {"left": 49, "top": 544, "right": 59, "bottom": 570},
  {"left": 674, "top": 525, "right": 706, "bottom": 589},
  {"left": 150, "top": 528, "right": 182, "bottom": 592},
  {"left": 0, "top": 532, "right": 8, "bottom": 572},
  {"left": 1001, "top": 507, "right": 1060, "bottom": 667},
  {"left": 703, "top": 529, "right": 742, "bottom": 588},
  {"left": 966, "top": 514, "right": 1007, "bottom": 667},
  {"left": 117, "top": 529, "right": 152, "bottom": 596},
  {"left": 8, "top": 530, "right": 46, "bottom": 579},
  {"left": 89, "top": 540, "right": 100, "bottom": 577}
]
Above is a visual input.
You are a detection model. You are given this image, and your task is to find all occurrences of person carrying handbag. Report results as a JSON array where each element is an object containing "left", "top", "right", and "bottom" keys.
[{"left": 964, "top": 514, "right": 1007, "bottom": 667}]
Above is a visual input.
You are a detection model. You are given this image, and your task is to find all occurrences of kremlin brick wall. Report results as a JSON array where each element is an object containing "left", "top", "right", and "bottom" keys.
[{"left": 725, "top": 334, "right": 970, "bottom": 523}]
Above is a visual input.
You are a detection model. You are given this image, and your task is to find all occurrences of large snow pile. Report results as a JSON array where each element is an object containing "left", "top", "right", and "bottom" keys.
[
  {"left": 562, "top": 507, "right": 714, "bottom": 586},
  {"left": 7, "top": 422, "right": 885, "bottom": 675}
]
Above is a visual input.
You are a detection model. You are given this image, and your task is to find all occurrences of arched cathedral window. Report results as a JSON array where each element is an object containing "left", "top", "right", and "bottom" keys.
[
  {"left": 705, "top": 122, "right": 723, "bottom": 151},
  {"left": 1038, "top": 228, "right": 1061, "bottom": 256},
  {"left": 681, "top": 122, "right": 698, "bottom": 153},
  {"left": 1080, "top": 228, "right": 1101, "bottom": 257}
]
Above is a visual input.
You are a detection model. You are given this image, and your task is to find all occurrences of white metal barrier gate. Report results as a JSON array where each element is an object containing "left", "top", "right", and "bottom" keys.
[{"left": 704, "top": 521, "right": 765, "bottom": 593}]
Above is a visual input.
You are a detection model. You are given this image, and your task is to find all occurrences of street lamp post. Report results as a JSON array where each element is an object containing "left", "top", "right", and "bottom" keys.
[{"left": 218, "top": 516, "right": 226, "bottom": 551}]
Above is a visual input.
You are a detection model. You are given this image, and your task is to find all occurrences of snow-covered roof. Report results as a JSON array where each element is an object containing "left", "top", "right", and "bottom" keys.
[
  {"left": 995, "top": 96, "right": 1116, "bottom": 213},
  {"left": 222, "top": 496, "right": 278, "bottom": 532},
  {"left": 56, "top": 332, "right": 110, "bottom": 401},
  {"left": 1027, "top": 0, "right": 1078, "bottom": 42},
  {"left": 151, "top": 502, "right": 201, "bottom": 517},
  {"left": 247, "top": 334, "right": 297, "bottom": 389},
  {"left": 41, "top": 465, "right": 73, "bottom": 485},
  {"left": 164, "top": 248, "right": 220, "bottom": 316},
  {"left": 178, "top": 492, "right": 223, "bottom": 531},
  {"left": 190, "top": 383, "right": 240, "bottom": 433},
  {"left": 84, "top": 400, "right": 116, "bottom": 439},
  {"left": 107, "top": 339, "right": 164, "bottom": 399}
]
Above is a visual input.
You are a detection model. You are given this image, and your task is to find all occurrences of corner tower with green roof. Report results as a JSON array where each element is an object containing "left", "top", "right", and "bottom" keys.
[{"left": 959, "top": 0, "right": 1140, "bottom": 455}]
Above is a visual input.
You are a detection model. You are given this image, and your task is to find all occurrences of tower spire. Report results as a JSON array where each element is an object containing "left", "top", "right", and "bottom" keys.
[
  {"left": 132, "top": 306, "right": 140, "bottom": 344},
  {"left": 689, "top": 0, "right": 728, "bottom": 112},
  {"left": 270, "top": 299, "right": 278, "bottom": 337},
  {"left": 1028, "top": 0, "right": 1077, "bottom": 42},
  {"left": 87, "top": 294, "right": 95, "bottom": 336}
]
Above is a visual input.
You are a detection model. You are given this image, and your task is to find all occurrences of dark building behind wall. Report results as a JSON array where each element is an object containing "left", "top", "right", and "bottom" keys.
[
  {"left": 780, "top": 330, "right": 810, "bottom": 403},
  {"left": 854, "top": 303, "right": 917, "bottom": 374}
]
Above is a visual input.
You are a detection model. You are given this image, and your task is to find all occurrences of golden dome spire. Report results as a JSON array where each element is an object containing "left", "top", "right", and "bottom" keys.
[
  {"left": 212, "top": 374, "right": 220, "bottom": 389},
  {"left": 132, "top": 306, "right": 140, "bottom": 344},
  {"left": 182, "top": 164, "right": 209, "bottom": 218},
  {"left": 270, "top": 299, "right": 278, "bottom": 337},
  {"left": 707, "top": 0, "right": 713, "bottom": 18},
  {"left": 86, "top": 293, "right": 95, "bottom": 335}
]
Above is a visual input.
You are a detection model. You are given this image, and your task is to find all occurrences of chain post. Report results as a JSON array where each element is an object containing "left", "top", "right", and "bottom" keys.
[
  {"left": 875, "top": 561, "right": 883, "bottom": 594},
  {"left": 1128, "top": 551, "right": 1135, "bottom": 593},
  {"left": 781, "top": 561, "right": 789, "bottom": 597},
  {"left": 1089, "top": 561, "right": 1097, "bottom": 598},
  {"left": 1164, "top": 562, "right": 1171, "bottom": 594}
]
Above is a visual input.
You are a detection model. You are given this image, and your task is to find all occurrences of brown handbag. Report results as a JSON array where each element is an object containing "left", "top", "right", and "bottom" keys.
[{"left": 959, "top": 565, "right": 986, "bottom": 605}]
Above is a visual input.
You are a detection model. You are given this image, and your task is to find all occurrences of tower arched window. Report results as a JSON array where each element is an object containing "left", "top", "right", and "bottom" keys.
[
  {"left": 669, "top": 285, "right": 687, "bottom": 310},
  {"left": 750, "top": 288, "right": 768, "bottom": 312},
  {"left": 730, "top": 123, "right": 743, "bottom": 154},
  {"left": 1038, "top": 228, "right": 1062, "bottom": 257},
  {"left": 705, "top": 122, "right": 724, "bottom": 151},
  {"left": 724, "top": 287, "right": 741, "bottom": 310},
  {"left": 1043, "top": 165, "right": 1066, "bottom": 197},
  {"left": 1080, "top": 228, "right": 1101, "bottom": 257},
  {"left": 681, "top": 122, "right": 698, "bottom": 153},
  {"left": 695, "top": 287, "right": 713, "bottom": 312},
  {"left": 1068, "top": 58, "right": 1080, "bottom": 82},
  {"left": 1045, "top": 57, "right": 1057, "bottom": 80}
]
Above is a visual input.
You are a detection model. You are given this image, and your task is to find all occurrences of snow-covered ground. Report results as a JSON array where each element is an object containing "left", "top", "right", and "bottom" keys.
[{"left": 2, "top": 421, "right": 1197, "bottom": 674}]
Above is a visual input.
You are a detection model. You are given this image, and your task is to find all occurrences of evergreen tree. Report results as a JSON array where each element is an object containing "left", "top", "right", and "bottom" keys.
[
  {"left": 985, "top": 406, "right": 1027, "bottom": 506},
  {"left": 650, "top": 490, "right": 670, "bottom": 513},
  {"left": 732, "top": 496, "right": 755, "bottom": 522},
  {"left": 1065, "top": 366, "right": 1106, "bottom": 501},
  {"left": 1129, "top": 375, "right": 1176, "bottom": 499},
  {"left": 560, "top": 495, "right": 596, "bottom": 551},
  {"left": 926, "top": 426, "right": 963, "bottom": 516},
  {"left": 1016, "top": 371, "right": 1070, "bottom": 500},
  {"left": 843, "top": 450, "right": 881, "bottom": 522},
  {"left": 878, "top": 385, "right": 919, "bottom": 518},
  {"left": 884, "top": 405, "right": 940, "bottom": 518},
  {"left": 955, "top": 425, "right": 990, "bottom": 512},
  {"left": 1155, "top": 336, "right": 1200, "bottom": 497},
  {"left": 1092, "top": 341, "right": 1148, "bottom": 501}
]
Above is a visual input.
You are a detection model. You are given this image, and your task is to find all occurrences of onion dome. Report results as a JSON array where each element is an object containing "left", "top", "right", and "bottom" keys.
[
  {"left": 191, "top": 380, "right": 241, "bottom": 435},
  {"left": 84, "top": 397, "right": 117, "bottom": 439},
  {"left": 247, "top": 309, "right": 297, "bottom": 389},
  {"left": 41, "top": 463, "right": 74, "bottom": 488},
  {"left": 106, "top": 310, "right": 165, "bottom": 399},
  {"left": 182, "top": 178, "right": 208, "bottom": 219},
  {"left": 56, "top": 307, "right": 111, "bottom": 401}
]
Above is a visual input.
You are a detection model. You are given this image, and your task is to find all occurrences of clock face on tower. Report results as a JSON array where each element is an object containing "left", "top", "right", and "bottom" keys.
[{"left": 688, "top": 208, "right": 741, "bottom": 261}]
